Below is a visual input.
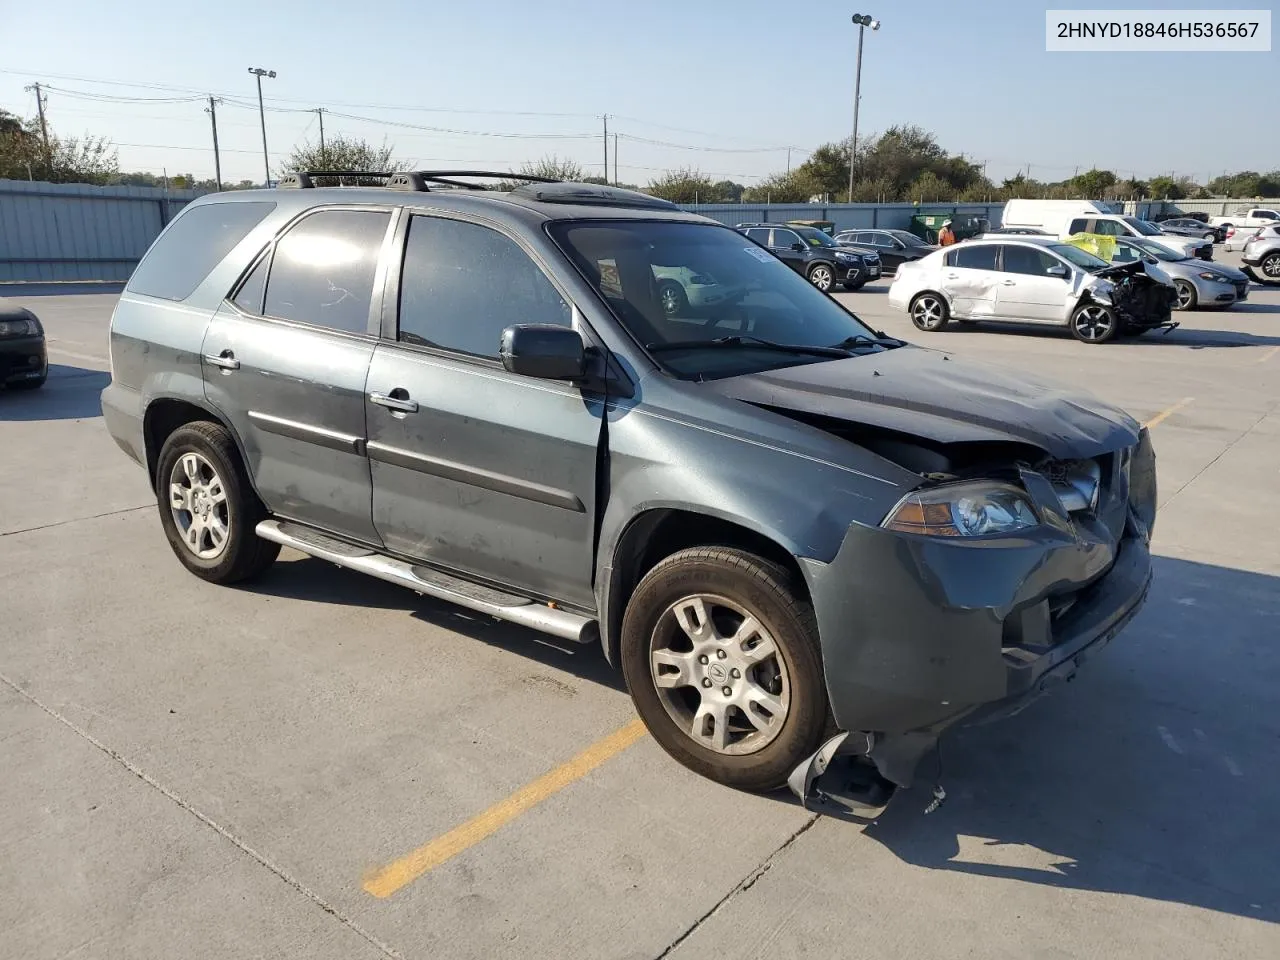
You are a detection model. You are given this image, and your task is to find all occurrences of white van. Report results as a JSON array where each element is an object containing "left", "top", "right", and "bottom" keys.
[{"left": 1001, "top": 199, "right": 1207, "bottom": 259}]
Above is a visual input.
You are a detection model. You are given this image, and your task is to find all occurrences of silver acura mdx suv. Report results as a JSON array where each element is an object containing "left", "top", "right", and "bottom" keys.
[{"left": 103, "top": 171, "right": 1156, "bottom": 810}]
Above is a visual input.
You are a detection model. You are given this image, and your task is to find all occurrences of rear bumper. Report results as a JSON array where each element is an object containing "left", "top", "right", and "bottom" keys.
[
  {"left": 101, "top": 380, "right": 146, "bottom": 468},
  {"left": 0, "top": 335, "right": 48, "bottom": 384}
]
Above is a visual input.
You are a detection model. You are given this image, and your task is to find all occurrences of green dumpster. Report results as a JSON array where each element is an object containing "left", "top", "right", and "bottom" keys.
[{"left": 909, "top": 212, "right": 990, "bottom": 243}]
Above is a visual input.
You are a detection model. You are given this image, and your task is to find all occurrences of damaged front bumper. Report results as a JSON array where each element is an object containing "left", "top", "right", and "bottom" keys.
[{"left": 793, "top": 438, "right": 1156, "bottom": 809}]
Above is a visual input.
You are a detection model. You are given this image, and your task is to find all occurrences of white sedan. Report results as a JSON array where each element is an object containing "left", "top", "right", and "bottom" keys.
[{"left": 886, "top": 237, "right": 1176, "bottom": 344}]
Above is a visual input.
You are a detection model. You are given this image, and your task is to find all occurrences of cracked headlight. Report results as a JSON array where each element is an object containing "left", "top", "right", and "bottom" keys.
[{"left": 883, "top": 481, "right": 1041, "bottom": 538}]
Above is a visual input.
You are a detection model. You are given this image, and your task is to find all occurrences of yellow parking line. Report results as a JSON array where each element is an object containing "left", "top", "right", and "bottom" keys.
[
  {"left": 1258, "top": 346, "right": 1280, "bottom": 364},
  {"left": 362, "top": 718, "right": 647, "bottom": 898},
  {"left": 1144, "top": 396, "right": 1194, "bottom": 429}
]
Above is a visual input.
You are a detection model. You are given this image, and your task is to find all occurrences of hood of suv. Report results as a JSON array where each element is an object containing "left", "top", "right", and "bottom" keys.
[{"left": 707, "top": 346, "right": 1140, "bottom": 460}]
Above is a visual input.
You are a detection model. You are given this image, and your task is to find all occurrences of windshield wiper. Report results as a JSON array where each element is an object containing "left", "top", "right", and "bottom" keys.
[
  {"left": 827, "top": 334, "right": 906, "bottom": 350},
  {"left": 645, "top": 335, "right": 852, "bottom": 358}
]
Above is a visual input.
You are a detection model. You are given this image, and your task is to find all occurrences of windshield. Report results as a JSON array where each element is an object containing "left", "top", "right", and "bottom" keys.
[
  {"left": 550, "top": 220, "right": 883, "bottom": 380},
  {"left": 1124, "top": 216, "right": 1163, "bottom": 236},
  {"left": 1127, "top": 237, "right": 1184, "bottom": 261},
  {"left": 1048, "top": 243, "right": 1109, "bottom": 270},
  {"left": 793, "top": 226, "right": 838, "bottom": 248}
]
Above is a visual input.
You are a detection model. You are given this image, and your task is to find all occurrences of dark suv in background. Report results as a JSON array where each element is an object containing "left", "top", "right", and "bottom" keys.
[
  {"left": 834, "top": 228, "right": 938, "bottom": 275},
  {"left": 102, "top": 171, "right": 1155, "bottom": 810},
  {"left": 736, "top": 223, "right": 880, "bottom": 291}
]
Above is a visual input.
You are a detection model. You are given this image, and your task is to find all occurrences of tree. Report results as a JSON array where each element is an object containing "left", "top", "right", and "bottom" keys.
[
  {"left": 647, "top": 167, "right": 716, "bottom": 204},
  {"left": 905, "top": 171, "right": 952, "bottom": 202},
  {"left": 280, "top": 134, "right": 400, "bottom": 186},
  {"left": 1145, "top": 175, "right": 1184, "bottom": 200},
  {"left": 742, "top": 171, "right": 814, "bottom": 203},
  {"left": 0, "top": 109, "right": 118, "bottom": 184},
  {"left": 1066, "top": 168, "right": 1117, "bottom": 198},
  {"left": 711, "top": 179, "right": 745, "bottom": 203},
  {"left": 518, "top": 155, "right": 585, "bottom": 181},
  {"left": 1205, "top": 170, "right": 1280, "bottom": 198}
]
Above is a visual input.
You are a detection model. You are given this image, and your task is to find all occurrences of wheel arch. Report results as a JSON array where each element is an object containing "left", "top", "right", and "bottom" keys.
[
  {"left": 598, "top": 508, "right": 807, "bottom": 667},
  {"left": 143, "top": 396, "right": 255, "bottom": 495}
]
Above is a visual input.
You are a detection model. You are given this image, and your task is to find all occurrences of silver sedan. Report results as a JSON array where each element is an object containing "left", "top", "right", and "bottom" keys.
[{"left": 1111, "top": 237, "right": 1249, "bottom": 310}]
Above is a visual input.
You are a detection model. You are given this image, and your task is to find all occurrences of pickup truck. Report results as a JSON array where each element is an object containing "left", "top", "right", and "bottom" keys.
[{"left": 1209, "top": 207, "right": 1280, "bottom": 234}]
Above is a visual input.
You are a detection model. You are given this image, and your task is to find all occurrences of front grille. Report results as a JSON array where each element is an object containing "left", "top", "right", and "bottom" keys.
[{"left": 1234, "top": 280, "right": 1249, "bottom": 298}]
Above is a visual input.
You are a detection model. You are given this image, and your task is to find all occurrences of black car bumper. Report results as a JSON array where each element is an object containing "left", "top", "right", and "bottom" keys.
[
  {"left": 0, "top": 335, "right": 48, "bottom": 385},
  {"left": 800, "top": 446, "right": 1155, "bottom": 787}
]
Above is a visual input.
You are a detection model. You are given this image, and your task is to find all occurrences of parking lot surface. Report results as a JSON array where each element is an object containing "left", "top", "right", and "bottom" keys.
[{"left": 3, "top": 257, "right": 1279, "bottom": 960}]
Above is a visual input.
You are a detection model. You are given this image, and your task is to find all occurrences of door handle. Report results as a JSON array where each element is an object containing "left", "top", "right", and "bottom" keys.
[
  {"left": 369, "top": 391, "right": 419, "bottom": 414},
  {"left": 1001, "top": 280, "right": 1017, "bottom": 286},
  {"left": 944, "top": 272, "right": 960, "bottom": 279},
  {"left": 204, "top": 351, "right": 240, "bottom": 371}
]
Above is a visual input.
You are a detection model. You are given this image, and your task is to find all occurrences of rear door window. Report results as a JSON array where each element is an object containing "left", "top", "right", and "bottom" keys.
[
  {"left": 743, "top": 228, "right": 770, "bottom": 245},
  {"left": 262, "top": 209, "right": 391, "bottom": 334},
  {"left": 770, "top": 229, "right": 801, "bottom": 249},
  {"left": 946, "top": 244, "right": 998, "bottom": 270},
  {"left": 127, "top": 201, "right": 276, "bottom": 302}
]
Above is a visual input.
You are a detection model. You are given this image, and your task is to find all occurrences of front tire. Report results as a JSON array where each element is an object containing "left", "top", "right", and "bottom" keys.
[
  {"left": 658, "top": 280, "right": 689, "bottom": 317},
  {"left": 156, "top": 421, "right": 280, "bottom": 584},
  {"left": 620, "top": 547, "right": 829, "bottom": 792},
  {"left": 807, "top": 263, "right": 835, "bottom": 292},
  {"left": 1173, "top": 280, "right": 1197, "bottom": 311},
  {"left": 1070, "top": 302, "right": 1119, "bottom": 343},
  {"left": 910, "top": 292, "right": 950, "bottom": 331},
  {"left": 843, "top": 280, "right": 866, "bottom": 291}
]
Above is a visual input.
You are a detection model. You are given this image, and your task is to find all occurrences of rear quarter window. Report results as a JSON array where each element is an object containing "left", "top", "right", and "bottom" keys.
[{"left": 126, "top": 201, "right": 276, "bottom": 302}]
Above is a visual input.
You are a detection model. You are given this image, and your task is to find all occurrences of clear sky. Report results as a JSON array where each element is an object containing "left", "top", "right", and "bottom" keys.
[{"left": 1, "top": 0, "right": 1275, "bottom": 186}]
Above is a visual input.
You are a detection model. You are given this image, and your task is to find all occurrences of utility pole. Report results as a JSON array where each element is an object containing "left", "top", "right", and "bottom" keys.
[
  {"left": 602, "top": 115, "right": 608, "bottom": 184},
  {"left": 206, "top": 97, "right": 223, "bottom": 191},
  {"left": 24, "top": 82, "right": 52, "bottom": 178},
  {"left": 847, "top": 14, "right": 880, "bottom": 203},
  {"left": 316, "top": 107, "right": 326, "bottom": 166},
  {"left": 787, "top": 147, "right": 792, "bottom": 175},
  {"left": 248, "top": 67, "right": 276, "bottom": 186},
  {"left": 613, "top": 132, "right": 618, "bottom": 186}
]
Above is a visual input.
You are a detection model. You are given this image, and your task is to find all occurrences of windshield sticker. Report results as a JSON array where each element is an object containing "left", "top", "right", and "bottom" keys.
[{"left": 743, "top": 246, "right": 774, "bottom": 263}]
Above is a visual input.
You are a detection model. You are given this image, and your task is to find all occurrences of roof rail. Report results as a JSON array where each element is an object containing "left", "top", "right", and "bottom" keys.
[{"left": 277, "top": 170, "right": 563, "bottom": 192}]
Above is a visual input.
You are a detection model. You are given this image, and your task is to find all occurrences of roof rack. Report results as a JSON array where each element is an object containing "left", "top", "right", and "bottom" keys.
[{"left": 277, "top": 170, "right": 562, "bottom": 191}]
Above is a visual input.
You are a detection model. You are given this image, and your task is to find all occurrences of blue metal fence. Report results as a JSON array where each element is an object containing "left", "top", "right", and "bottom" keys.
[
  {"left": 679, "top": 201, "right": 1008, "bottom": 233},
  {"left": 0, "top": 179, "right": 202, "bottom": 282}
]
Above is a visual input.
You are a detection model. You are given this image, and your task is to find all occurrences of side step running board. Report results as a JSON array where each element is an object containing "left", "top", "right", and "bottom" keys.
[{"left": 255, "top": 519, "right": 597, "bottom": 644}]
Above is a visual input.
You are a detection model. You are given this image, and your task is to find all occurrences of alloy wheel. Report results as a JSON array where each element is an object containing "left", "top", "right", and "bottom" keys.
[
  {"left": 1174, "top": 282, "right": 1195, "bottom": 310},
  {"left": 168, "top": 451, "right": 231, "bottom": 560},
  {"left": 912, "top": 295, "right": 944, "bottom": 330},
  {"left": 660, "top": 284, "right": 682, "bottom": 316},
  {"left": 1073, "top": 305, "right": 1113, "bottom": 341},
  {"left": 649, "top": 594, "right": 791, "bottom": 756},
  {"left": 1263, "top": 254, "right": 1280, "bottom": 279},
  {"left": 809, "top": 265, "right": 833, "bottom": 291}
]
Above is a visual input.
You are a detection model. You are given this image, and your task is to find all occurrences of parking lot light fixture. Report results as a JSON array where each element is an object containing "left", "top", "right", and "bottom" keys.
[{"left": 848, "top": 14, "right": 880, "bottom": 203}]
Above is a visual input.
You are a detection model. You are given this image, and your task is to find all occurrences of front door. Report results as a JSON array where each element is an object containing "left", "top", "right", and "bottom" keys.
[
  {"left": 365, "top": 212, "right": 603, "bottom": 610},
  {"left": 201, "top": 206, "right": 394, "bottom": 544},
  {"left": 939, "top": 243, "right": 1001, "bottom": 319},
  {"left": 994, "top": 244, "right": 1074, "bottom": 322}
]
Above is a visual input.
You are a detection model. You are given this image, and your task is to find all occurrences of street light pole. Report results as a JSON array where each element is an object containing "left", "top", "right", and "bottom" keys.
[
  {"left": 847, "top": 14, "right": 880, "bottom": 203},
  {"left": 248, "top": 67, "right": 276, "bottom": 187}
]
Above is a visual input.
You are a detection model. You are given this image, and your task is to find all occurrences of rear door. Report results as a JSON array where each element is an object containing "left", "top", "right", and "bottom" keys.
[
  {"left": 767, "top": 228, "right": 808, "bottom": 273},
  {"left": 201, "top": 206, "right": 395, "bottom": 544},
  {"left": 940, "top": 243, "right": 1000, "bottom": 318},
  {"left": 364, "top": 212, "right": 604, "bottom": 609},
  {"left": 994, "top": 244, "right": 1074, "bottom": 322}
]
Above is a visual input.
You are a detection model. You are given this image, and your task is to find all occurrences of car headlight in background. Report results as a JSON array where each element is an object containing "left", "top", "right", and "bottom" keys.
[
  {"left": 882, "top": 481, "right": 1041, "bottom": 538},
  {"left": 1198, "top": 272, "right": 1233, "bottom": 283},
  {"left": 0, "top": 317, "right": 41, "bottom": 338}
]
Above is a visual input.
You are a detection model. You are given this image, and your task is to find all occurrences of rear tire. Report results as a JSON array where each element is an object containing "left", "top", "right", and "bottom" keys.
[
  {"left": 155, "top": 421, "right": 280, "bottom": 585},
  {"left": 1260, "top": 253, "right": 1280, "bottom": 284},
  {"left": 620, "top": 547, "right": 829, "bottom": 792},
  {"left": 909, "top": 292, "right": 950, "bottom": 331}
]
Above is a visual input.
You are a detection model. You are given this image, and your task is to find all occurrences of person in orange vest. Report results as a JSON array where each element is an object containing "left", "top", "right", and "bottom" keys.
[{"left": 937, "top": 220, "right": 957, "bottom": 246}]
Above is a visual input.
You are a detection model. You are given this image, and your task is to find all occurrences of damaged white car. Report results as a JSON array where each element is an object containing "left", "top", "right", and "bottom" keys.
[{"left": 887, "top": 237, "right": 1177, "bottom": 344}]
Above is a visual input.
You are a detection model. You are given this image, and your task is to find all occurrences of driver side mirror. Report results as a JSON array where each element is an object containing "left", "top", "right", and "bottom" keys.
[
  {"left": 791, "top": 242, "right": 806, "bottom": 252},
  {"left": 500, "top": 324, "right": 586, "bottom": 381},
  {"left": 1046, "top": 263, "right": 1069, "bottom": 277}
]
